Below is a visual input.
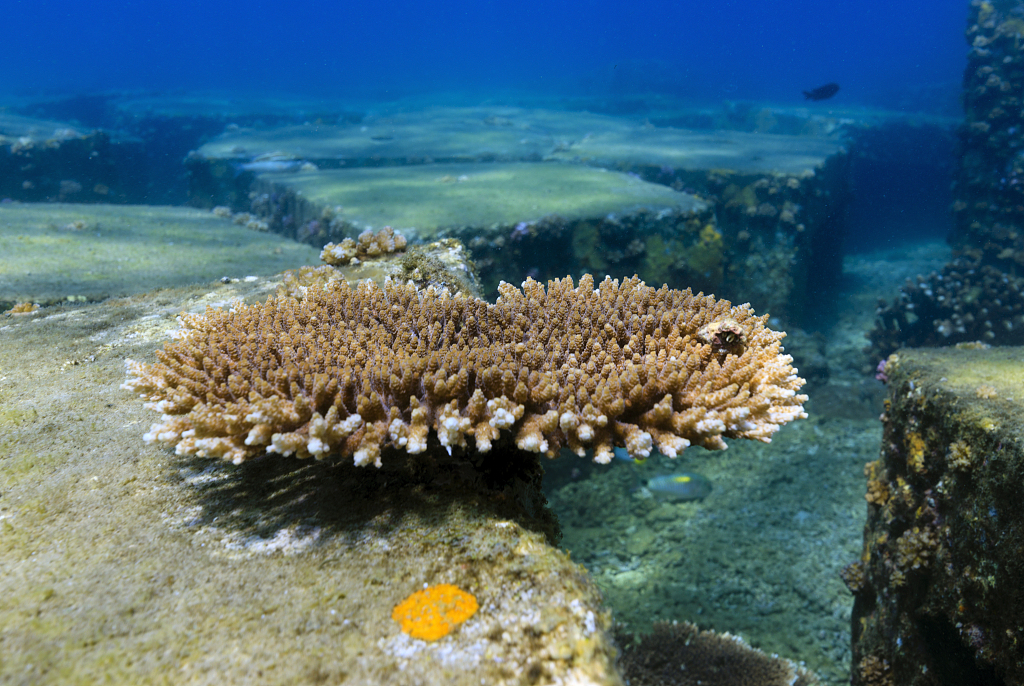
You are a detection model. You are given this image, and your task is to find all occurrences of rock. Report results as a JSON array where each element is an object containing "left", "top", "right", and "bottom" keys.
[
  {"left": 626, "top": 527, "right": 657, "bottom": 556},
  {"left": 849, "top": 346, "right": 1024, "bottom": 685},
  {"left": 0, "top": 257, "right": 620, "bottom": 685}
]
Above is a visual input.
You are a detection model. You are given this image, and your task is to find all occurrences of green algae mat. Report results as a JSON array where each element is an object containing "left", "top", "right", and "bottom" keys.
[
  {"left": 196, "top": 107, "right": 624, "bottom": 164},
  {"left": 546, "top": 126, "right": 846, "bottom": 176},
  {"left": 0, "top": 203, "right": 321, "bottom": 306},
  {"left": 195, "top": 105, "right": 845, "bottom": 177},
  {"left": 257, "top": 161, "right": 705, "bottom": 238}
]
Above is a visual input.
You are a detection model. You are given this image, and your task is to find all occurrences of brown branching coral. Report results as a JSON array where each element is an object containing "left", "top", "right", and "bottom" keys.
[{"left": 123, "top": 275, "right": 806, "bottom": 467}]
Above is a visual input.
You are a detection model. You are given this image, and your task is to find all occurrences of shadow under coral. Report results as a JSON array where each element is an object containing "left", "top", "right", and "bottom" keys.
[{"left": 167, "top": 435, "right": 563, "bottom": 550}]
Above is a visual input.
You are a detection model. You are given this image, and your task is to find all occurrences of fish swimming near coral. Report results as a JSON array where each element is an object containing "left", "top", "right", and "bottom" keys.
[
  {"left": 647, "top": 473, "right": 713, "bottom": 501},
  {"left": 803, "top": 83, "right": 840, "bottom": 101}
]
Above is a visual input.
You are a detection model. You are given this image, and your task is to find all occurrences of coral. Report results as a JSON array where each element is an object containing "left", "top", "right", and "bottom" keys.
[
  {"left": 4, "top": 302, "right": 39, "bottom": 315},
  {"left": 868, "top": 255, "right": 1024, "bottom": 358},
  {"left": 278, "top": 234, "right": 479, "bottom": 302},
  {"left": 975, "top": 384, "right": 999, "bottom": 399},
  {"left": 892, "top": 526, "right": 938, "bottom": 586},
  {"left": 723, "top": 183, "right": 758, "bottom": 211},
  {"left": 123, "top": 275, "right": 807, "bottom": 466},
  {"left": 841, "top": 561, "right": 867, "bottom": 595},
  {"left": 686, "top": 224, "right": 723, "bottom": 277},
  {"left": 864, "top": 461, "right": 890, "bottom": 507},
  {"left": 616, "top": 621, "right": 819, "bottom": 686},
  {"left": 392, "top": 583, "right": 478, "bottom": 641},
  {"left": 857, "top": 655, "right": 893, "bottom": 686},
  {"left": 947, "top": 439, "right": 974, "bottom": 471},
  {"left": 642, "top": 234, "right": 675, "bottom": 286},
  {"left": 906, "top": 431, "right": 927, "bottom": 474},
  {"left": 276, "top": 265, "right": 346, "bottom": 300},
  {"left": 320, "top": 226, "right": 407, "bottom": 266}
]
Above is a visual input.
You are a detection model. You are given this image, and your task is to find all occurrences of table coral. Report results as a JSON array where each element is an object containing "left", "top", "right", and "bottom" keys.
[
  {"left": 392, "top": 583, "right": 478, "bottom": 641},
  {"left": 123, "top": 274, "right": 806, "bottom": 466}
]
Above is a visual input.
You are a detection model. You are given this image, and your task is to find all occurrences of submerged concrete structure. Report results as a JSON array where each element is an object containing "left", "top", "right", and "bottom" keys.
[
  {"left": 847, "top": 347, "right": 1024, "bottom": 685},
  {"left": 186, "top": 107, "right": 848, "bottom": 323}
]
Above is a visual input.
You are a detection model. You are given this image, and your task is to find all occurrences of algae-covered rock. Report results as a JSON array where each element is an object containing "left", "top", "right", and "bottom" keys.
[
  {"left": 187, "top": 104, "right": 847, "bottom": 321},
  {"left": 245, "top": 161, "right": 710, "bottom": 296},
  {"left": 0, "top": 114, "right": 145, "bottom": 203},
  {"left": 254, "top": 161, "right": 704, "bottom": 241},
  {"left": 0, "top": 275, "right": 621, "bottom": 685},
  {"left": 191, "top": 106, "right": 628, "bottom": 168},
  {"left": 0, "top": 202, "right": 321, "bottom": 308},
  {"left": 849, "top": 347, "right": 1024, "bottom": 685}
]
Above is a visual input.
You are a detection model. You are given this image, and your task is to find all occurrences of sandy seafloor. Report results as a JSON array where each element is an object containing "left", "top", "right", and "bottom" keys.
[{"left": 543, "top": 240, "right": 952, "bottom": 686}]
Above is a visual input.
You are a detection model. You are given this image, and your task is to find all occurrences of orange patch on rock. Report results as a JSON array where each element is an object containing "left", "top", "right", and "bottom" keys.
[{"left": 392, "top": 583, "right": 479, "bottom": 641}]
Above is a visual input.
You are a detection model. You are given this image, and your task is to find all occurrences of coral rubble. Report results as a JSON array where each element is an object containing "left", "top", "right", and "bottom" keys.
[{"left": 123, "top": 275, "right": 806, "bottom": 467}]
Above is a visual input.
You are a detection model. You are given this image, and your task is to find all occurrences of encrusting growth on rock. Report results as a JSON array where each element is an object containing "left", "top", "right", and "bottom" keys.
[
  {"left": 123, "top": 274, "right": 806, "bottom": 466},
  {"left": 392, "top": 584, "right": 479, "bottom": 641}
]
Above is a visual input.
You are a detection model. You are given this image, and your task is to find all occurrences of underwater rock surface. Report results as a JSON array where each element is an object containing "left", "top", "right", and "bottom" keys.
[
  {"left": 0, "top": 114, "right": 146, "bottom": 204},
  {"left": 0, "top": 202, "right": 320, "bottom": 308},
  {"left": 0, "top": 273, "right": 621, "bottom": 685},
  {"left": 245, "top": 160, "right": 715, "bottom": 298},
  {"left": 188, "top": 105, "right": 848, "bottom": 323},
  {"left": 850, "top": 346, "right": 1024, "bottom": 686}
]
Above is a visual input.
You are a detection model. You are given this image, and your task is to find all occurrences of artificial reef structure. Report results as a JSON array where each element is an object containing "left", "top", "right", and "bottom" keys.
[
  {"left": 869, "top": 0, "right": 1024, "bottom": 359},
  {"left": 0, "top": 205, "right": 817, "bottom": 685},
  {"left": 847, "top": 347, "right": 1024, "bottom": 686},
  {"left": 185, "top": 106, "right": 848, "bottom": 324}
]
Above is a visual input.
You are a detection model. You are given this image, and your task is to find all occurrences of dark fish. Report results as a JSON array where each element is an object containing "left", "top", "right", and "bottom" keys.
[{"left": 803, "top": 83, "right": 840, "bottom": 101}]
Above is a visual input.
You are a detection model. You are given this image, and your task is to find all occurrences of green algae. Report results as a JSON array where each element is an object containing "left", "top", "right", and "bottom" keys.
[
  {"left": 0, "top": 202, "right": 321, "bottom": 306},
  {"left": 255, "top": 161, "right": 702, "bottom": 240}
]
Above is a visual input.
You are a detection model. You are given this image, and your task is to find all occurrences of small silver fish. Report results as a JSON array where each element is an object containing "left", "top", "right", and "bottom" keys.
[{"left": 646, "top": 473, "right": 712, "bottom": 501}]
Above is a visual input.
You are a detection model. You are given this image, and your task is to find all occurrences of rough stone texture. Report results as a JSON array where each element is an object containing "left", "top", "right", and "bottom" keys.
[
  {"left": 0, "top": 273, "right": 621, "bottom": 686},
  {"left": 848, "top": 346, "right": 1024, "bottom": 685},
  {"left": 0, "top": 204, "right": 484, "bottom": 314},
  {"left": 544, "top": 125, "right": 848, "bottom": 323},
  {"left": 952, "top": 0, "right": 1024, "bottom": 261},
  {"left": 617, "top": 620, "right": 820, "bottom": 686}
]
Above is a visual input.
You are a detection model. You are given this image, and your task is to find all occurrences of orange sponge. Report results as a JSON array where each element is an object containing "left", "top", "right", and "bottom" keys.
[{"left": 392, "top": 583, "right": 479, "bottom": 641}]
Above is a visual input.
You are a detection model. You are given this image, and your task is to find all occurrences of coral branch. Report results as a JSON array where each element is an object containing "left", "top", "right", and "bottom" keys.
[{"left": 124, "top": 275, "right": 807, "bottom": 466}]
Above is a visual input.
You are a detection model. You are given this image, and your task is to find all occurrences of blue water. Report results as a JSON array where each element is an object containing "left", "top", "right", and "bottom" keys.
[{"left": 4, "top": 0, "right": 966, "bottom": 111}]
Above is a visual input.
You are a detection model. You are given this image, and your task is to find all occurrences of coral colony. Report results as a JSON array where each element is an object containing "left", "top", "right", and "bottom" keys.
[{"left": 124, "top": 274, "right": 806, "bottom": 467}]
